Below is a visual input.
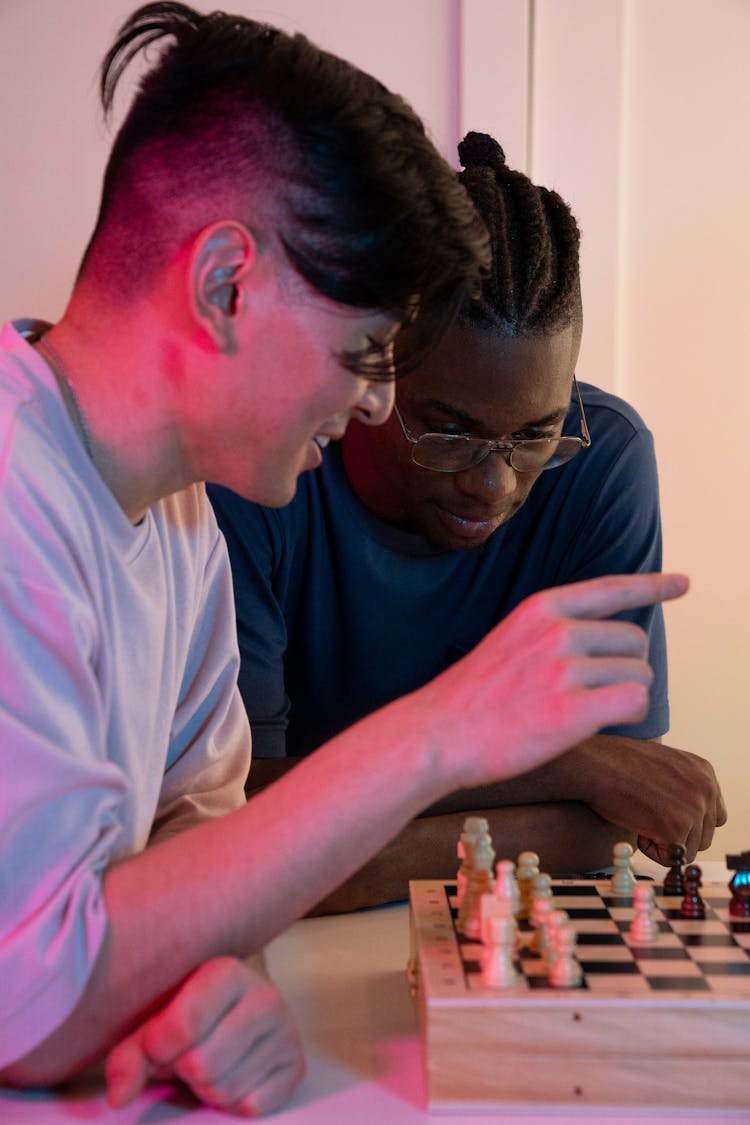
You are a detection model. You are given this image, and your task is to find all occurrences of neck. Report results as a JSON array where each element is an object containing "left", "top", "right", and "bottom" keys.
[
  {"left": 36, "top": 332, "right": 95, "bottom": 462},
  {"left": 34, "top": 315, "right": 190, "bottom": 524}
]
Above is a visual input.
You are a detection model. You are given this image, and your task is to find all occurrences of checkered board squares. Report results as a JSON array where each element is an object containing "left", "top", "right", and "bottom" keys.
[
  {"left": 454, "top": 882, "right": 750, "bottom": 998},
  {"left": 409, "top": 878, "right": 750, "bottom": 1112}
]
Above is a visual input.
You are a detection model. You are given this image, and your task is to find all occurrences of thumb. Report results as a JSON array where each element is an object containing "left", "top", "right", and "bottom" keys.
[{"left": 105, "top": 1030, "right": 155, "bottom": 1108}]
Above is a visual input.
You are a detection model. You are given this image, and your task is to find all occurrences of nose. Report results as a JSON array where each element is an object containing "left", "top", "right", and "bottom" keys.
[
  {"left": 454, "top": 449, "right": 517, "bottom": 502},
  {"left": 352, "top": 378, "right": 395, "bottom": 428}
]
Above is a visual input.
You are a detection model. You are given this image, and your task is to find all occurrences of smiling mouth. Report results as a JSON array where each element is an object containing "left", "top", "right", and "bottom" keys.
[{"left": 435, "top": 506, "right": 513, "bottom": 537}]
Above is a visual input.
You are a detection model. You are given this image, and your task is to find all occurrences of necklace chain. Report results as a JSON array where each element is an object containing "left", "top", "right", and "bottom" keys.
[{"left": 36, "top": 334, "right": 95, "bottom": 461}]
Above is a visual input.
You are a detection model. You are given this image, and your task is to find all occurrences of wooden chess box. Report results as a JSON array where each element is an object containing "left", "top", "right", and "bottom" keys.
[{"left": 408, "top": 878, "right": 750, "bottom": 1113}]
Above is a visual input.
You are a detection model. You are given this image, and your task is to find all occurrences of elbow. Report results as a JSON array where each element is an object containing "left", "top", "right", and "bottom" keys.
[
  {"left": 2, "top": 1061, "right": 66, "bottom": 1091},
  {"left": 1, "top": 1043, "right": 93, "bottom": 1090}
]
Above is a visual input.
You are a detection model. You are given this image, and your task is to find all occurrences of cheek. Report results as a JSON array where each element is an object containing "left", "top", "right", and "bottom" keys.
[{"left": 514, "top": 472, "right": 542, "bottom": 506}]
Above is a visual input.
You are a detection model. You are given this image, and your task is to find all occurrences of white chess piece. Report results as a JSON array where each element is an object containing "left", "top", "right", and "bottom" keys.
[
  {"left": 458, "top": 818, "right": 490, "bottom": 885},
  {"left": 516, "top": 850, "right": 540, "bottom": 919},
  {"left": 610, "top": 841, "right": 636, "bottom": 895},
  {"left": 480, "top": 915, "right": 518, "bottom": 989},
  {"left": 529, "top": 895, "right": 554, "bottom": 955},
  {"left": 456, "top": 817, "right": 493, "bottom": 927},
  {"left": 544, "top": 908, "right": 569, "bottom": 970},
  {"left": 629, "top": 882, "right": 660, "bottom": 944},
  {"left": 460, "top": 833, "right": 496, "bottom": 939},
  {"left": 494, "top": 858, "right": 521, "bottom": 917},
  {"left": 531, "top": 871, "right": 552, "bottom": 902},
  {"left": 479, "top": 890, "right": 518, "bottom": 950},
  {"left": 549, "top": 921, "right": 583, "bottom": 988}
]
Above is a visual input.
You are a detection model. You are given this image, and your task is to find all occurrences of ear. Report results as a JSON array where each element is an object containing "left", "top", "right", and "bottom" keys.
[{"left": 189, "top": 221, "right": 257, "bottom": 354}]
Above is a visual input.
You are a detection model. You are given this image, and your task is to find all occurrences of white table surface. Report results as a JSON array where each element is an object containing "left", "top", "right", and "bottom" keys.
[{"left": 2, "top": 859, "right": 747, "bottom": 1124}]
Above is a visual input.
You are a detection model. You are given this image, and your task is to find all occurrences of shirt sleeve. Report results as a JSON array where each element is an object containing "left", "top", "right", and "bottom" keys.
[
  {"left": 150, "top": 529, "right": 251, "bottom": 841},
  {"left": 0, "top": 567, "right": 126, "bottom": 1068},
  {"left": 0, "top": 479, "right": 249, "bottom": 1068},
  {"left": 208, "top": 483, "right": 290, "bottom": 761}
]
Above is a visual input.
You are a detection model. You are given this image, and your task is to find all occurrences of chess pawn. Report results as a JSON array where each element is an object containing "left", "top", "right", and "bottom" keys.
[
  {"left": 629, "top": 882, "right": 659, "bottom": 944},
  {"left": 516, "top": 850, "right": 540, "bottom": 920},
  {"left": 610, "top": 841, "right": 636, "bottom": 896},
  {"left": 494, "top": 859, "right": 521, "bottom": 917},
  {"left": 531, "top": 871, "right": 552, "bottom": 902},
  {"left": 474, "top": 833, "right": 496, "bottom": 891},
  {"left": 549, "top": 922, "right": 582, "bottom": 989},
  {"left": 544, "top": 908, "right": 570, "bottom": 970},
  {"left": 680, "top": 864, "right": 706, "bottom": 919},
  {"left": 479, "top": 890, "right": 519, "bottom": 952},
  {"left": 529, "top": 895, "right": 553, "bottom": 956},
  {"left": 662, "top": 843, "right": 686, "bottom": 896},
  {"left": 463, "top": 815, "right": 490, "bottom": 839},
  {"left": 729, "top": 873, "right": 750, "bottom": 920},
  {"left": 727, "top": 852, "right": 750, "bottom": 919},
  {"left": 480, "top": 915, "right": 518, "bottom": 989}
]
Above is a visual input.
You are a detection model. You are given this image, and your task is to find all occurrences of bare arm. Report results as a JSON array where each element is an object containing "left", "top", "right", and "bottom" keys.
[
  {"left": 420, "top": 733, "right": 726, "bottom": 865},
  {"left": 2, "top": 573, "right": 687, "bottom": 1088},
  {"left": 251, "top": 731, "right": 726, "bottom": 914}
]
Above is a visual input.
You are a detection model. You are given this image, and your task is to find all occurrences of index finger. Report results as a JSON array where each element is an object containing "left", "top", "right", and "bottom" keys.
[{"left": 546, "top": 573, "right": 689, "bottom": 620}]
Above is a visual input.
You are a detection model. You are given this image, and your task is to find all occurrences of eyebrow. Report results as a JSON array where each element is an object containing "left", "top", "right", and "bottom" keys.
[{"left": 421, "top": 398, "right": 570, "bottom": 432}]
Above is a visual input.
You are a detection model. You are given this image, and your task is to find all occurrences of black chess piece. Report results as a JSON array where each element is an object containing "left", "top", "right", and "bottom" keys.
[
  {"left": 680, "top": 863, "right": 706, "bottom": 919},
  {"left": 662, "top": 844, "right": 686, "bottom": 896},
  {"left": 727, "top": 851, "right": 750, "bottom": 920},
  {"left": 730, "top": 880, "right": 750, "bottom": 920}
]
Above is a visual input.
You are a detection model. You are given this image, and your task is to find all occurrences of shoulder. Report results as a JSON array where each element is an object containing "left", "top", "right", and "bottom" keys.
[
  {"left": 577, "top": 381, "right": 652, "bottom": 444},
  {"left": 519, "top": 381, "right": 660, "bottom": 542}
]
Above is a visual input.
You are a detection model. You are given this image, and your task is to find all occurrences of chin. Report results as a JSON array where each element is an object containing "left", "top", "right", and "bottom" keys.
[
  {"left": 442, "top": 533, "right": 490, "bottom": 553},
  {"left": 233, "top": 474, "right": 297, "bottom": 509},
  {"left": 418, "top": 522, "right": 484, "bottom": 553},
  {"left": 266, "top": 481, "right": 298, "bottom": 508}
]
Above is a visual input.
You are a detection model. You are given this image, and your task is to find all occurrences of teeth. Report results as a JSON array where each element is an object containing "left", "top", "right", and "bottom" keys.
[{"left": 314, "top": 435, "right": 330, "bottom": 448}]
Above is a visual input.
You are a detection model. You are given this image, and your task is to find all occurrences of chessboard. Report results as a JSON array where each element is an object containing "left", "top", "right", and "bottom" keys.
[{"left": 408, "top": 876, "right": 750, "bottom": 1113}]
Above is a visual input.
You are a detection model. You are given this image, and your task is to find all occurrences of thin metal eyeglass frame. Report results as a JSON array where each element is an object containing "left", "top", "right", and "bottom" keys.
[{"left": 393, "top": 376, "right": 592, "bottom": 473}]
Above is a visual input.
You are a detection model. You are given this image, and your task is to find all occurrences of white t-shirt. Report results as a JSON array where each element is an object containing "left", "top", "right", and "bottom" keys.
[{"left": 0, "top": 320, "right": 251, "bottom": 1066}]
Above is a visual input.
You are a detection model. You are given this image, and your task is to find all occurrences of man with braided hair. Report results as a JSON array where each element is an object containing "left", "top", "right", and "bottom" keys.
[{"left": 210, "top": 132, "right": 725, "bottom": 913}]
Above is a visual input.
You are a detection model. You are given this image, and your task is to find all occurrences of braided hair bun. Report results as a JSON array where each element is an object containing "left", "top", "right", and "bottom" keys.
[
  {"left": 457, "top": 131, "right": 506, "bottom": 171},
  {"left": 455, "top": 129, "right": 582, "bottom": 334}
]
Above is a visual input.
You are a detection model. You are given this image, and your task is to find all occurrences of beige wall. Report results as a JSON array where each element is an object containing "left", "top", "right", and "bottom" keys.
[
  {"left": 528, "top": 0, "right": 750, "bottom": 861},
  {"left": 1, "top": 0, "right": 746, "bottom": 859}
]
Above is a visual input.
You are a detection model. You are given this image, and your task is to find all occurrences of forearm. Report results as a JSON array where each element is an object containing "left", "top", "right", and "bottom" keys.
[
  {"left": 419, "top": 734, "right": 619, "bottom": 816},
  {"left": 432, "top": 732, "right": 723, "bottom": 871},
  {"left": 246, "top": 737, "right": 651, "bottom": 816},
  {"left": 311, "top": 802, "right": 633, "bottom": 915},
  {"left": 5, "top": 572, "right": 689, "bottom": 1085},
  {"left": 4, "top": 703, "right": 446, "bottom": 1085}
]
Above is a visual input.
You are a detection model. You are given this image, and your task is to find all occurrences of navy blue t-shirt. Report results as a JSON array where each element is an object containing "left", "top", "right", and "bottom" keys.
[{"left": 209, "top": 382, "right": 667, "bottom": 759}]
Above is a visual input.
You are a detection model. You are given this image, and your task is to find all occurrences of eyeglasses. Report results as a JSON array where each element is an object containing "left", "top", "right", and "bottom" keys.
[{"left": 393, "top": 376, "right": 591, "bottom": 474}]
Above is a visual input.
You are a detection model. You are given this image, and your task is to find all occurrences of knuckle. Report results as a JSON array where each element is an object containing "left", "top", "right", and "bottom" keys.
[
  {"left": 177, "top": 1047, "right": 212, "bottom": 1086},
  {"left": 144, "top": 1008, "right": 190, "bottom": 1060},
  {"left": 517, "top": 588, "right": 553, "bottom": 628},
  {"left": 201, "top": 954, "right": 243, "bottom": 986},
  {"left": 245, "top": 978, "right": 282, "bottom": 1019}
]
